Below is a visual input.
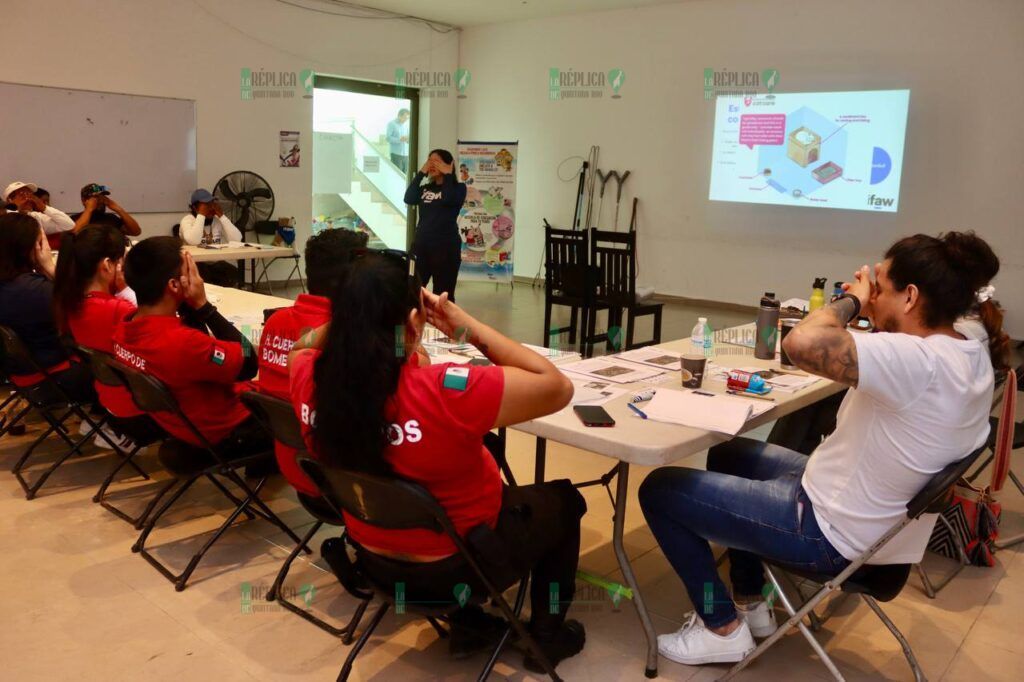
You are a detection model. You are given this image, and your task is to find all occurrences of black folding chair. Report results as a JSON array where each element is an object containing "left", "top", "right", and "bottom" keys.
[
  {"left": 108, "top": 360, "right": 308, "bottom": 591},
  {"left": 77, "top": 347, "right": 175, "bottom": 529},
  {"left": 298, "top": 458, "right": 563, "bottom": 682},
  {"left": 543, "top": 224, "right": 602, "bottom": 353},
  {"left": 0, "top": 325, "right": 132, "bottom": 499},
  {"left": 240, "top": 390, "right": 369, "bottom": 641},
  {"left": 0, "top": 359, "right": 31, "bottom": 439},
  {"left": 250, "top": 220, "right": 306, "bottom": 295},
  {"left": 720, "top": 445, "right": 988, "bottom": 682},
  {"left": 583, "top": 228, "right": 663, "bottom": 358}
]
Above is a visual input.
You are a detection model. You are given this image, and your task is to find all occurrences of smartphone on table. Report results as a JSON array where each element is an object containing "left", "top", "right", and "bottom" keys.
[{"left": 573, "top": 405, "right": 616, "bottom": 427}]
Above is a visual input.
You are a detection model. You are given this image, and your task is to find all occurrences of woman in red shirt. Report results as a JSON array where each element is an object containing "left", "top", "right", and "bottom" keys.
[
  {"left": 290, "top": 251, "right": 587, "bottom": 671},
  {"left": 53, "top": 225, "right": 163, "bottom": 444}
]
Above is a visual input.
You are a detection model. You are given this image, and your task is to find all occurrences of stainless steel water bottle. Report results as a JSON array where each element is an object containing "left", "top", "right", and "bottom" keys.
[{"left": 754, "top": 292, "right": 780, "bottom": 360}]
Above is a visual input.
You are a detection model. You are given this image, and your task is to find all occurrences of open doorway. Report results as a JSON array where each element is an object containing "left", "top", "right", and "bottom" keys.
[{"left": 312, "top": 75, "right": 418, "bottom": 250}]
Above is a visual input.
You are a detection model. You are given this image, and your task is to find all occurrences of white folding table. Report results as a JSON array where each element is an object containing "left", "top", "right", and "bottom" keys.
[{"left": 510, "top": 337, "right": 844, "bottom": 678}]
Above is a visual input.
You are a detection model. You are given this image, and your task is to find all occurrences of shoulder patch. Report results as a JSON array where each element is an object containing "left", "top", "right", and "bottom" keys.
[
  {"left": 442, "top": 366, "right": 470, "bottom": 391},
  {"left": 211, "top": 346, "right": 227, "bottom": 365}
]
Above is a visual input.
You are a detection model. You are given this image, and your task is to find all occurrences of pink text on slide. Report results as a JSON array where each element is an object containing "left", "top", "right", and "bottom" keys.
[{"left": 739, "top": 114, "right": 786, "bottom": 149}]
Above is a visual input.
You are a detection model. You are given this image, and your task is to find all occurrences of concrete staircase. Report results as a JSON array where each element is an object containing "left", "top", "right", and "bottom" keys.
[{"left": 339, "top": 176, "right": 407, "bottom": 250}]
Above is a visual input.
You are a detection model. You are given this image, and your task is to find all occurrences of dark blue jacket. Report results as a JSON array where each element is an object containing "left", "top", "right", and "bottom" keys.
[{"left": 0, "top": 272, "right": 69, "bottom": 376}]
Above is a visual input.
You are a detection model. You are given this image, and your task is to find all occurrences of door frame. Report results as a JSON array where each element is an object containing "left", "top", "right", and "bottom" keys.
[{"left": 313, "top": 74, "right": 419, "bottom": 250}]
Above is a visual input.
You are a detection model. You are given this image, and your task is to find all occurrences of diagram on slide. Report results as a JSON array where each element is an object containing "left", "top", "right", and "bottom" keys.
[{"left": 708, "top": 90, "right": 909, "bottom": 212}]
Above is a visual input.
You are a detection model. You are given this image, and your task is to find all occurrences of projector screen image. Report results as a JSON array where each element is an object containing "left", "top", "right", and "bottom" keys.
[{"left": 709, "top": 90, "right": 910, "bottom": 212}]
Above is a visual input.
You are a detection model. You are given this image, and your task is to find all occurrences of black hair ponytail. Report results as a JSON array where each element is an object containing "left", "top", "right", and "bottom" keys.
[
  {"left": 52, "top": 225, "right": 127, "bottom": 332},
  {"left": 311, "top": 254, "right": 421, "bottom": 474}
]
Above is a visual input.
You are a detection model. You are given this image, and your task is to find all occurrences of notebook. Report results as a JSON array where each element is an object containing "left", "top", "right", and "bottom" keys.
[{"left": 641, "top": 388, "right": 774, "bottom": 435}]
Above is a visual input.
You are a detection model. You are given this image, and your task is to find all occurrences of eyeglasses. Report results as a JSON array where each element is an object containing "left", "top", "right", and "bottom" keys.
[{"left": 352, "top": 247, "right": 417, "bottom": 279}]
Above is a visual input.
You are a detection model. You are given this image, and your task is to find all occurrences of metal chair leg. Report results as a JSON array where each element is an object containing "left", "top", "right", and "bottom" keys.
[
  {"left": 171, "top": 481, "right": 260, "bottom": 591},
  {"left": 721, "top": 565, "right": 845, "bottom": 682},
  {"left": 338, "top": 602, "right": 390, "bottom": 682},
  {"left": 93, "top": 444, "right": 145, "bottom": 503},
  {"left": 861, "top": 595, "right": 926, "bottom": 682},
  {"left": 221, "top": 470, "right": 310, "bottom": 552},
  {"left": 479, "top": 578, "right": 529, "bottom": 681},
  {"left": 14, "top": 410, "right": 93, "bottom": 499},
  {"left": 205, "top": 473, "right": 258, "bottom": 522},
  {"left": 916, "top": 515, "right": 969, "bottom": 598}
]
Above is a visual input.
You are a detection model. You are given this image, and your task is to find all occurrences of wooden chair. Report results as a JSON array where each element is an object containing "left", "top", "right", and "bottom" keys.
[
  {"left": 582, "top": 229, "right": 662, "bottom": 357},
  {"left": 542, "top": 224, "right": 602, "bottom": 352}
]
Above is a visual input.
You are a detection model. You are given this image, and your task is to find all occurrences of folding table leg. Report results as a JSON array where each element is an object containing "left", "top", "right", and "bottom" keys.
[
  {"left": 610, "top": 462, "right": 658, "bottom": 678},
  {"left": 535, "top": 437, "right": 547, "bottom": 484}
]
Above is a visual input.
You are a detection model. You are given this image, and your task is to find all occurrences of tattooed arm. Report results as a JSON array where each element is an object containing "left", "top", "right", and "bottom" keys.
[{"left": 782, "top": 265, "right": 875, "bottom": 387}]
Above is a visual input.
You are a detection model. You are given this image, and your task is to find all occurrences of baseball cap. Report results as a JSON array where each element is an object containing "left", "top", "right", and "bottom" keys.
[
  {"left": 80, "top": 183, "right": 111, "bottom": 199},
  {"left": 190, "top": 188, "right": 215, "bottom": 205},
  {"left": 2, "top": 181, "right": 39, "bottom": 203}
]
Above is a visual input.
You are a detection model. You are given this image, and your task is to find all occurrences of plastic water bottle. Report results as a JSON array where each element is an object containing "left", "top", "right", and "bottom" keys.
[{"left": 691, "top": 317, "right": 708, "bottom": 350}]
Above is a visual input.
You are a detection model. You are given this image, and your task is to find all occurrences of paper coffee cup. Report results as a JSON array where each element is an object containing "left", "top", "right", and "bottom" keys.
[{"left": 680, "top": 355, "right": 707, "bottom": 389}]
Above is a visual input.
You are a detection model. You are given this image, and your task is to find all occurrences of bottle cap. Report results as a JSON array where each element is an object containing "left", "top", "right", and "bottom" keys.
[
  {"left": 760, "top": 293, "right": 779, "bottom": 308},
  {"left": 813, "top": 277, "right": 828, "bottom": 289},
  {"left": 698, "top": 317, "right": 707, "bottom": 323}
]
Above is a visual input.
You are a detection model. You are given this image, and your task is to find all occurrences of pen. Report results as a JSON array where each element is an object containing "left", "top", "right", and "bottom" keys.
[
  {"left": 627, "top": 403, "right": 648, "bottom": 419},
  {"left": 726, "top": 389, "right": 775, "bottom": 402}
]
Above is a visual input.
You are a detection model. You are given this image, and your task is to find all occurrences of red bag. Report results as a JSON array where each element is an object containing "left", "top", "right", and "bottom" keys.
[{"left": 926, "top": 369, "right": 1014, "bottom": 567}]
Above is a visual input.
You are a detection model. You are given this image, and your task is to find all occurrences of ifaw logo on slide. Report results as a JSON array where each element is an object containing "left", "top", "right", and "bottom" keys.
[{"left": 867, "top": 194, "right": 895, "bottom": 208}]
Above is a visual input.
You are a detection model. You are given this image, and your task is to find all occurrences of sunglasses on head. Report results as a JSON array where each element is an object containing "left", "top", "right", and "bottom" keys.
[{"left": 351, "top": 247, "right": 417, "bottom": 279}]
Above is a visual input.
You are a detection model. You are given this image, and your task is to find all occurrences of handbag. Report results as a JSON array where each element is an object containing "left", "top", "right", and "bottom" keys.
[
  {"left": 926, "top": 369, "right": 1015, "bottom": 567},
  {"left": 927, "top": 480, "right": 1001, "bottom": 566}
]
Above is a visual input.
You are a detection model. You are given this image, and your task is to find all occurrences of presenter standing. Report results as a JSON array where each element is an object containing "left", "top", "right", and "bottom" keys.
[{"left": 404, "top": 149, "right": 467, "bottom": 302}]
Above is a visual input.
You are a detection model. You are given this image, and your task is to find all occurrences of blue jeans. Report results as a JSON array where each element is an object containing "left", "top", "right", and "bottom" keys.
[{"left": 639, "top": 438, "right": 849, "bottom": 628}]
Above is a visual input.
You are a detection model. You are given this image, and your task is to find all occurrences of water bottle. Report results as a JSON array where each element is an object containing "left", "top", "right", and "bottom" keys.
[
  {"left": 831, "top": 281, "right": 844, "bottom": 303},
  {"left": 702, "top": 318, "right": 713, "bottom": 357},
  {"left": 691, "top": 317, "right": 708, "bottom": 350},
  {"left": 808, "top": 277, "right": 827, "bottom": 312},
  {"left": 754, "top": 292, "right": 780, "bottom": 360}
]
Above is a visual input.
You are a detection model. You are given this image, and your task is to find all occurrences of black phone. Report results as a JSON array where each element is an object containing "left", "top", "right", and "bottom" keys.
[{"left": 573, "top": 405, "right": 615, "bottom": 427}]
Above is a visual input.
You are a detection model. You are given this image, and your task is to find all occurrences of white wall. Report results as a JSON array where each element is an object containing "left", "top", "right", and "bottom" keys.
[
  {"left": 3, "top": 0, "right": 459, "bottom": 276},
  {"left": 458, "top": 0, "right": 1024, "bottom": 335}
]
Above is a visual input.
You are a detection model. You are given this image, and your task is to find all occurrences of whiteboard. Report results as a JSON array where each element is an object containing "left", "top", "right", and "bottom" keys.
[{"left": 0, "top": 82, "right": 196, "bottom": 213}]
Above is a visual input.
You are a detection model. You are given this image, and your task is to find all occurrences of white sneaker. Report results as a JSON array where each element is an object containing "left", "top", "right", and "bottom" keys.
[
  {"left": 736, "top": 600, "right": 778, "bottom": 638},
  {"left": 657, "top": 612, "right": 756, "bottom": 666},
  {"left": 92, "top": 427, "right": 136, "bottom": 452}
]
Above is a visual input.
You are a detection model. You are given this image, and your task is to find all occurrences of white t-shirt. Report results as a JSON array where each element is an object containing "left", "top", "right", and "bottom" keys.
[
  {"left": 802, "top": 330, "right": 993, "bottom": 564},
  {"left": 178, "top": 213, "right": 243, "bottom": 246}
]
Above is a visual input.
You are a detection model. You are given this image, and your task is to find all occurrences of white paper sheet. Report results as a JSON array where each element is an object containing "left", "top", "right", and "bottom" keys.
[
  {"left": 559, "top": 358, "right": 666, "bottom": 385},
  {"left": 641, "top": 388, "right": 773, "bottom": 435},
  {"left": 615, "top": 347, "right": 683, "bottom": 370},
  {"left": 570, "top": 379, "right": 627, "bottom": 406}
]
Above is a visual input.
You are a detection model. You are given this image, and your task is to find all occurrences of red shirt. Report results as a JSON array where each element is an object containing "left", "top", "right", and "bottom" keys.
[
  {"left": 290, "top": 349, "right": 505, "bottom": 557},
  {"left": 111, "top": 314, "right": 250, "bottom": 446},
  {"left": 257, "top": 294, "right": 331, "bottom": 496},
  {"left": 67, "top": 291, "right": 143, "bottom": 418}
]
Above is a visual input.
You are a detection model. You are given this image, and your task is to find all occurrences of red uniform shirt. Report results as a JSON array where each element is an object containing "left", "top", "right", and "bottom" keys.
[
  {"left": 257, "top": 294, "right": 331, "bottom": 496},
  {"left": 67, "top": 291, "right": 143, "bottom": 418},
  {"left": 290, "top": 349, "right": 505, "bottom": 557},
  {"left": 112, "top": 314, "right": 250, "bottom": 446}
]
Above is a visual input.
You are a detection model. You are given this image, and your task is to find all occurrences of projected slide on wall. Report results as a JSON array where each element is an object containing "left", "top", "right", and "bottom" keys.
[{"left": 709, "top": 90, "right": 909, "bottom": 212}]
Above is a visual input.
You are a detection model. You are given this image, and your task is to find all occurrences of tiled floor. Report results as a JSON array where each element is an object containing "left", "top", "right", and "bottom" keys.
[{"left": 1, "top": 281, "right": 1021, "bottom": 681}]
